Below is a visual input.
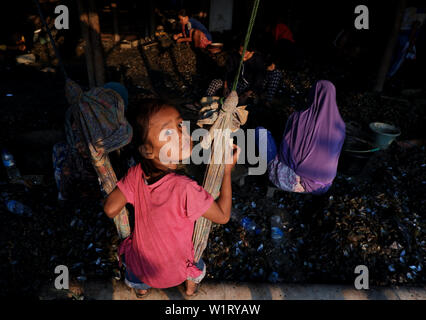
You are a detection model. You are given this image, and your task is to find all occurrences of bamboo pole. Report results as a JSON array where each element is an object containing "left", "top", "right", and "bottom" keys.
[{"left": 373, "top": 0, "right": 406, "bottom": 92}]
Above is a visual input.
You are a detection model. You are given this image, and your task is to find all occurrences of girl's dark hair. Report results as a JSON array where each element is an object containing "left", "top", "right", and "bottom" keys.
[
  {"left": 129, "top": 99, "right": 174, "bottom": 178},
  {"left": 178, "top": 9, "right": 188, "bottom": 17}
]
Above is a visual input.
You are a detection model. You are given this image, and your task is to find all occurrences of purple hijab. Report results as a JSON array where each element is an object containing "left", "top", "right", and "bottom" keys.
[{"left": 279, "top": 80, "right": 346, "bottom": 193}]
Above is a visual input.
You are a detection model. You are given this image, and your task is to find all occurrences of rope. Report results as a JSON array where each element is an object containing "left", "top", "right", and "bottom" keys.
[
  {"left": 193, "top": 1, "right": 260, "bottom": 262},
  {"left": 33, "top": 0, "right": 68, "bottom": 79},
  {"left": 231, "top": 0, "right": 260, "bottom": 92}
]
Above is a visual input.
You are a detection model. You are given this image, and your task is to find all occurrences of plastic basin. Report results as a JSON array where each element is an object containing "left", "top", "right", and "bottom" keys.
[
  {"left": 338, "top": 137, "right": 380, "bottom": 175},
  {"left": 369, "top": 122, "right": 401, "bottom": 150}
]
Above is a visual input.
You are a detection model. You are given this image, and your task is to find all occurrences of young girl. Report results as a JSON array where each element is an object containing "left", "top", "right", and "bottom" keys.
[{"left": 104, "top": 99, "right": 239, "bottom": 298}]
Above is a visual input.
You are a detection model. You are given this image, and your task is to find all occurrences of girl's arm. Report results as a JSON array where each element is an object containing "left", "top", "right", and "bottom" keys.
[
  {"left": 173, "top": 33, "right": 183, "bottom": 40},
  {"left": 202, "top": 145, "right": 240, "bottom": 224},
  {"left": 202, "top": 171, "right": 232, "bottom": 224},
  {"left": 177, "top": 28, "right": 193, "bottom": 43},
  {"left": 104, "top": 187, "right": 127, "bottom": 219}
]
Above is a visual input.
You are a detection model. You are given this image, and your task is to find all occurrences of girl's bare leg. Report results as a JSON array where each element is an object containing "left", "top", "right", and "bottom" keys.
[
  {"left": 193, "top": 30, "right": 201, "bottom": 48},
  {"left": 185, "top": 279, "right": 197, "bottom": 296}
]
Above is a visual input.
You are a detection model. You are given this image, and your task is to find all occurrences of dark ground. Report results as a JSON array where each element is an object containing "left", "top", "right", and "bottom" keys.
[{"left": 0, "top": 38, "right": 425, "bottom": 298}]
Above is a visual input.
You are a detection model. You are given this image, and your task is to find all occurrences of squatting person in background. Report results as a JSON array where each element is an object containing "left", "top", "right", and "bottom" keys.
[{"left": 173, "top": 9, "right": 212, "bottom": 49}]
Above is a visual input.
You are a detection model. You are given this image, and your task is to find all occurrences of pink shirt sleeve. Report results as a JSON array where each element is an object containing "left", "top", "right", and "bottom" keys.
[
  {"left": 184, "top": 180, "right": 214, "bottom": 222},
  {"left": 116, "top": 165, "right": 140, "bottom": 206}
]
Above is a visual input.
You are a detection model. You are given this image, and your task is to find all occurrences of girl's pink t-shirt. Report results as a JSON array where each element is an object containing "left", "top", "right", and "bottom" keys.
[{"left": 116, "top": 164, "right": 213, "bottom": 289}]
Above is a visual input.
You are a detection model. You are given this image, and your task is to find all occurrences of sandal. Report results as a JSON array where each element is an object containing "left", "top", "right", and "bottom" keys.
[
  {"left": 134, "top": 288, "right": 151, "bottom": 299},
  {"left": 184, "top": 283, "right": 201, "bottom": 298}
]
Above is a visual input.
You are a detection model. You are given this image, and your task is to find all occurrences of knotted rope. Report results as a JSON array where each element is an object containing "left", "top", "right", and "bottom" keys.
[{"left": 193, "top": 0, "right": 260, "bottom": 262}]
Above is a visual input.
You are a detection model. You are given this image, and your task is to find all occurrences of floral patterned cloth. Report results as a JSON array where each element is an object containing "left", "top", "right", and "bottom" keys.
[
  {"left": 268, "top": 155, "right": 305, "bottom": 193},
  {"left": 52, "top": 80, "right": 132, "bottom": 203}
]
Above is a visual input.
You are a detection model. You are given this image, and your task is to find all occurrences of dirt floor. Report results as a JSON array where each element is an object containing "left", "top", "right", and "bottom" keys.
[{"left": 0, "top": 39, "right": 425, "bottom": 298}]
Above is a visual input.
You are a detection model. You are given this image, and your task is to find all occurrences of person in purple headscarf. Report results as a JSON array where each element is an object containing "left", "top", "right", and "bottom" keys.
[{"left": 255, "top": 80, "right": 346, "bottom": 194}]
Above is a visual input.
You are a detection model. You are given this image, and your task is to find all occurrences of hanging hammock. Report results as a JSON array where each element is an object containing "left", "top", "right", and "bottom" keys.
[
  {"left": 64, "top": 79, "right": 132, "bottom": 239},
  {"left": 192, "top": 0, "right": 261, "bottom": 262},
  {"left": 34, "top": 0, "right": 131, "bottom": 239}
]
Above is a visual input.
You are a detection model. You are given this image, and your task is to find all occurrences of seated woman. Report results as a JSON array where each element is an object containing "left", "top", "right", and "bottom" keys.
[
  {"left": 173, "top": 9, "right": 212, "bottom": 49},
  {"left": 255, "top": 80, "right": 346, "bottom": 194}
]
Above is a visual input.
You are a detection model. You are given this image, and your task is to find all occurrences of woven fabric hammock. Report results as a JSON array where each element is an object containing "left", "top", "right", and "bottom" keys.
[
  {"left": 65, "top": 79, "right": 132, "bottom": 239},
  {"left": 192, "top": 0, "right": 261, "bottom": 262},
  {"left": 193, "top": 92, "right": 248, "bottom": 261},
  {"left": 34, "top": 0, "right": 132, "bottom": 239}
]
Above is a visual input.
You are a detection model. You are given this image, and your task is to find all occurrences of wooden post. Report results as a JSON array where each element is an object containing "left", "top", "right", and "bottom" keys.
[
  {"left": 149, "top": 0, "right": 156, "bottom": 37},
  {"left": 373, "top": 0, "right": 407, "bottom": 92},
  {"left": 111, "top": 1, "right": 120, "bottom": 44},
  {"left": 88, "top": 0, "right": 105, "bottom": 86},
  {"left": 77, "top": 0, "right": 96, "bottom": 87}
]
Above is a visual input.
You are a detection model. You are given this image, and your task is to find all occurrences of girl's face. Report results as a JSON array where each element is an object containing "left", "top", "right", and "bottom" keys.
[
  {"left": 140, "top": 106, "right": 192, "bottom": 172},
  {"left": 178, "top": 15, "right": 189, "bottom": 26}
]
